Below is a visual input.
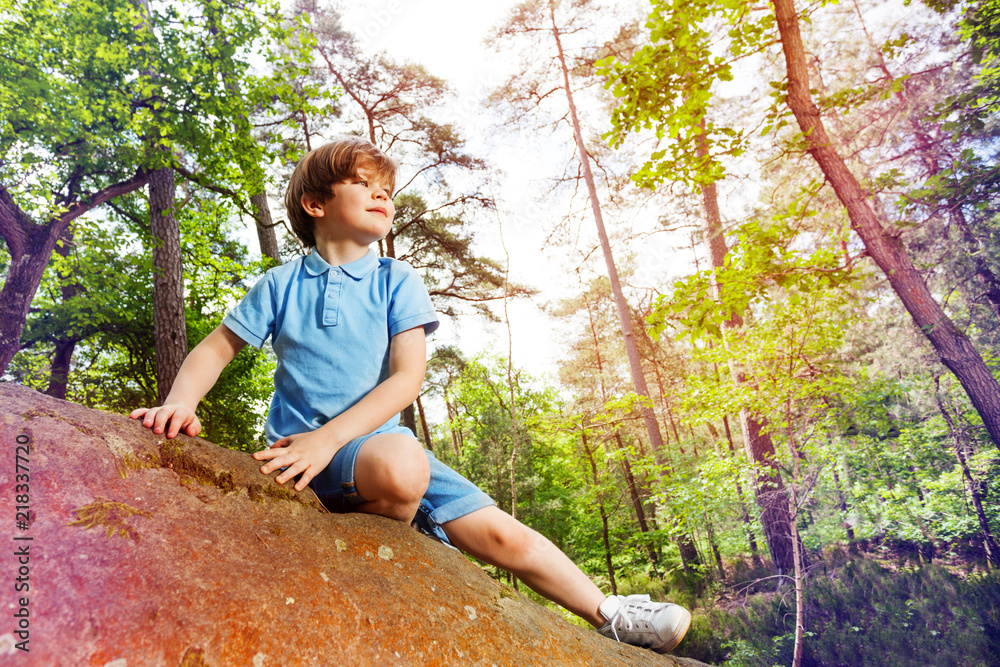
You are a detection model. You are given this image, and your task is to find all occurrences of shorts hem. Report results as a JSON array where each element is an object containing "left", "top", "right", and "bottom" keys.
[{"left": 427, "top": 495, "right": 496, "bottom": 527}]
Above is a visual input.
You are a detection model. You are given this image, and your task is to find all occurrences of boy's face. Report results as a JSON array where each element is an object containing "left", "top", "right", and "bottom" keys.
[{"left": 308, "top": 165, "right": 395, "bottom": 250}]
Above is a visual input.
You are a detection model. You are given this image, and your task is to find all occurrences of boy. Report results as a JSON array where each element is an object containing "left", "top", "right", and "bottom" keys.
[{"left": 129, "top": 137, "right": 690, "bottom": 654}]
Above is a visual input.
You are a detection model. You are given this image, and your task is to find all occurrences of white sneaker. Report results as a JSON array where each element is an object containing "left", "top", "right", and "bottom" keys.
[{"left": 597, "top": 594, "right": 691, "bottom": 654}]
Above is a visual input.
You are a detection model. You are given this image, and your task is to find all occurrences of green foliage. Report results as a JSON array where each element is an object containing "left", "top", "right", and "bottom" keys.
[
  {"left": 0, "top": 0, "right": 149, "bottom": 216},
  {"left": 0, "top": 0, "right": 312, "bottom": 217},
  {"left": 442, "top": 354, "right": 562, "bottom": 513},
  {"left": 658, "top": 219, "right": 852, "bottom": 333},
  {"left": 952, "top": 0, "right": 1000, "bottom": 117},
  {"left": 598, "top": 0, "right": 775, "bottom": 188},
  {"left": 649, "top": 214, "right": 862, "bottom": 429},
  {"left": 845, "top": 414, "right": 1000, "bottom": 548}
]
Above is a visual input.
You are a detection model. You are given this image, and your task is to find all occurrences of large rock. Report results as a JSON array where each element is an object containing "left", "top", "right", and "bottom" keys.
[{"left": 0, "top": 384, "right": 710, "bottom": 666}]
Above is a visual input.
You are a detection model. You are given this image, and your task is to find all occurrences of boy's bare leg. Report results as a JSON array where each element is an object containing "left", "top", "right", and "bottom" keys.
[
  {"left": 442, "top": 506, "right": 606, "bottom": 627},
  {"left": 351, "top": 433, "right": 430, "bottom": 524}
]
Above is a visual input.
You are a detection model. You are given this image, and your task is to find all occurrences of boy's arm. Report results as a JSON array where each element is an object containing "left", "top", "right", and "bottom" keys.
[
  {"left": 254, "top": 325, "right": 427, "bottom": 491},
  {"left": 129, "top": 324, "right": 247, "bottom": 439}
]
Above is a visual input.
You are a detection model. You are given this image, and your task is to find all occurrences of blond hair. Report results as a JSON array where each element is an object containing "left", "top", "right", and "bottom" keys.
[{"left": 284, "top": 137, "right": 397, "bottom": 248}]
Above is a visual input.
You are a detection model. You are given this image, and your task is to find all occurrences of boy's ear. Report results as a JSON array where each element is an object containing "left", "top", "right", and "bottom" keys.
[{"left": 300, "top": 194, "right": 326, "bottom": 219}]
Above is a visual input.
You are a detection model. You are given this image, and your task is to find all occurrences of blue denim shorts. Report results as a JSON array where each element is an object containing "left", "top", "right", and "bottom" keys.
[{"left": 308, "top": 425, "right": 495, "bottom": 545}]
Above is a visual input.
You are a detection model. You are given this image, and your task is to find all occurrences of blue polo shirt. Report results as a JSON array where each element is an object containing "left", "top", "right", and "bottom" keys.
[{"left": 222, "top": 249, "right": 439, "bottom": 444}]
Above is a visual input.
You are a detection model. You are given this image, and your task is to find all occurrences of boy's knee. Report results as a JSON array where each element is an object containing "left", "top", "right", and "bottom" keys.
[{"left": 361, "top": 435, "right": 429, "bottom": 503}]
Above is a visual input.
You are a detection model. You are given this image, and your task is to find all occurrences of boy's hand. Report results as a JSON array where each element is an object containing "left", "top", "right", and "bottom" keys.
[
  {"left": 129, "top": 405, "right": 202, "bottom": 439},
  {"left": 253, "top": 430, "right": 338, "bottom": 492}
]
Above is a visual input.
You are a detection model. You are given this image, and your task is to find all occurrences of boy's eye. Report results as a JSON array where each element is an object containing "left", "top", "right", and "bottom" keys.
[{"left": 356, "top": 179, "right": 369, "bottom": 187}]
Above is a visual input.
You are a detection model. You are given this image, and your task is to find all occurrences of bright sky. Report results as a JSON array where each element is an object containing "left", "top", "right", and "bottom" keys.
[{"left": 338, "top": 0, "right": 516, "bottom": 94}]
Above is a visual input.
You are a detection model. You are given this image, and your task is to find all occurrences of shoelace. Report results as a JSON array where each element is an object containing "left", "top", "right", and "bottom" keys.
[{"left": 606, "top": 596, "right": 657, "bottom": 643}]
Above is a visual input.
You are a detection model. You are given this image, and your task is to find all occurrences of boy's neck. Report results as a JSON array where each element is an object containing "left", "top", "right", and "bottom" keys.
[{"left": 312, "top": 241, "right": 372, "bottom": 267}]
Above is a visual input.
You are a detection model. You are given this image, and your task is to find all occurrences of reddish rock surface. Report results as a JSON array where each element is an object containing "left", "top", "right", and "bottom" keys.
[{"left": 0, "top": 384, "right": 711, "bottom": 666}]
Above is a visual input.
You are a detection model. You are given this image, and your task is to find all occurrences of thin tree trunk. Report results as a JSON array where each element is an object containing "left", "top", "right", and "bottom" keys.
[
  {"left": 444, "top": 390, "right": 461, "bottom": 457},
  {"left": 935, "top": 387, "right": 1000, "bottom": 567},
  {"left": 251, "top": 191, "right": 281, "bottom": 264},
  {"left": 666, "top": 401, "right": 682, "bottom": 444},
  {"left": 149, "top": 166, "right": 188, "bottom": 404},
  {"left": 45, "top": 226, "right": 79, "bottom": 400},
  {"left": 785, "top": 401, "right": 806, "bottom": 667},
  {"left": 416, "top": 394, "right": 433, "bottom": 452},
  {"left": 548, "top": 3, "right": 666, "bottom": 468},
  {"left": 612, "top": 431, "right": 661, "bottom": 572},
  {"left": 831, "top": 467, "right": 856, "bottom": 542},
  {"left": 653, "top": 363, "right": 674, "bottom": 445},
  {"left": 706, "top": 517, "right": 726, "bottom": 579},
  {"left": 583, "top": 429, "right": 617, "bottom": 595},
  {"left": 772, "top": 0, "right": 1000, "bottom": 447},
  {"left": 584, "top": 294, "right": 662, "bottom": 571},
  {"left": 724, "top": 415, "right": 764, "bottom": 566},
  {"left": 697, "top": 120, "right": 796, "bottom": 577}
]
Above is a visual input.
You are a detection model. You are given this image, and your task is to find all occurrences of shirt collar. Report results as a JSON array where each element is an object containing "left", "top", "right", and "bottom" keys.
[{"left": 303, "top": 249, "right": 379, "bottom": 280}]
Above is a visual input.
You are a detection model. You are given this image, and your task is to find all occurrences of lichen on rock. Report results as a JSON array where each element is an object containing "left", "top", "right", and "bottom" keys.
[{"left": 67, "top": 498, "right": 152, "bottom": 542}]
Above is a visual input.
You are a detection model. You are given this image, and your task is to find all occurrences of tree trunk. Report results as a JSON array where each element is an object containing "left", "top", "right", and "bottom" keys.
[
  {"left": 697, "top": 122, "right": 796, "bottom": 577},
  {"left": 706, "top": 518, "right": 726, "bottom": 579},
  {"left": 44, "top": 226, "right": 79, "bottom": 400},
  {"left": 585, "top": 295, "right": 662, "bottom": 571},
  {"left": 549, "top": 4, "right": 700, "bottom": 572},
  {"left": 787, "top": 477, "right": 806, "bottom": 667},
  {"left": 611, "top": 431, "right": 661, "bottom": 572},
  {"left": 416, "top": 394, "right": 433, "bottom": 451},
  {"left": 724, "top": 415, "right": 764, "bottom": 566},
  {"left": 149, "top": 167, "right": 188, "bottom": 404},
  {"left": 583, "top": 429, "right": 617, "bottom": 595},
  {"left": 785, "top": 402, "right": 806, "bottom": 667},
  {"left": 45, "top": 338, "right": 76, "bottom": 400},
  {"left": 744, "top": 415, "right": 798, "bottom": 577},
  {"left": 549, "top": 4, "right": 667, "bottom": 468},
  {"left": 0, "top": 222, "right": 55, "bottom": 374},
  {"left": 935, "top": 389, "right": 1000, "bottom": 567},
  {"left": 251, "top": 191, "right": 281, "bottom": 264},
  {"left": 401, "top": 403, "right": 417, "bottom": 434},
  {"left": 772, "top": 0, "right": 1000, "bottom": 447},
  {"left": 444, "top": 390, "right": 461, "bottom": 457},
  {"left": 831, "top": 467, "right": 856, "bottom": 542}
]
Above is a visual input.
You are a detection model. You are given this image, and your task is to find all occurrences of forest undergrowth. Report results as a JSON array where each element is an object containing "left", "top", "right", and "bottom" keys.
[{"left": 667, "top": 545, "right": 1000, "bottom": 666}]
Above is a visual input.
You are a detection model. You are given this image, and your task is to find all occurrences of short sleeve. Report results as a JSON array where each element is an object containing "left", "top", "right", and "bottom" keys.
[
  {"left": 223, "top": 272, "right": 277, "bottom": 348},
  {"left": 387, "top": 261, "right": 440, "bottom": 337}
]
